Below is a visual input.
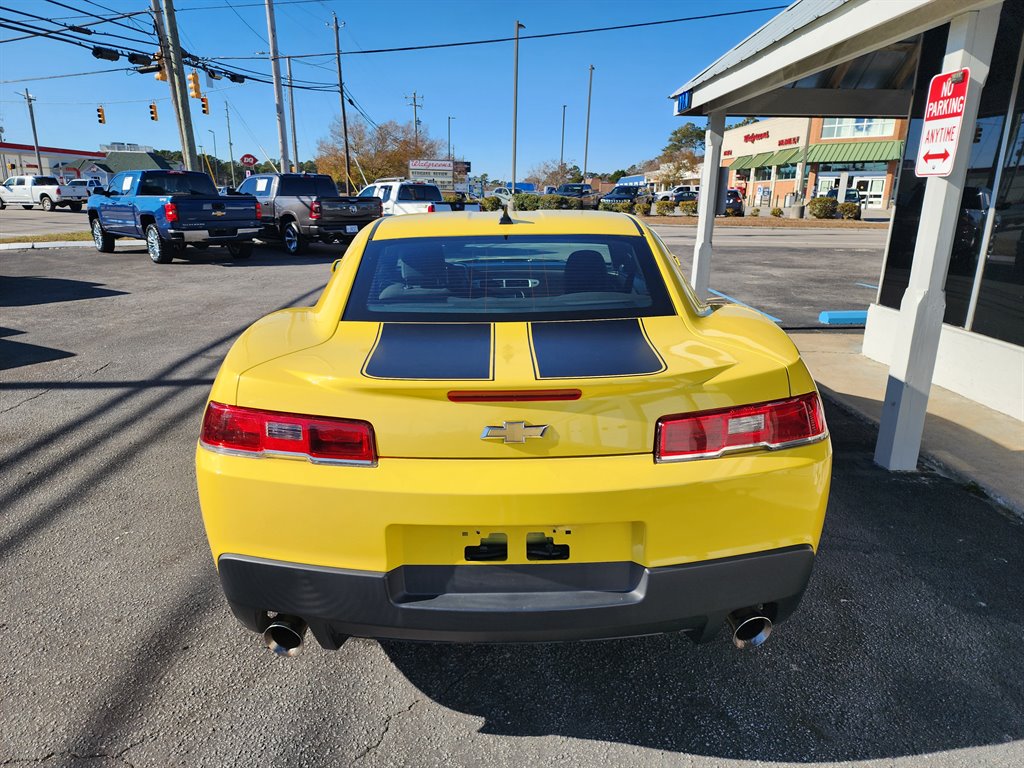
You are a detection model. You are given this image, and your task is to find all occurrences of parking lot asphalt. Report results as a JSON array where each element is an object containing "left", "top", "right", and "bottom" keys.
[
  {"left": 0, "top": 206, "right": 90, "bottom": 238},
  {"left": 2, "top": 241, "right": 1022, "bottom": 767}
]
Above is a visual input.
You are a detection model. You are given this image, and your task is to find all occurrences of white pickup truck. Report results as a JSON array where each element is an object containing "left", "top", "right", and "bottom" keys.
[
  {"left": 357, "top": 178, "right": 481, "bottom": 216},
  {"left": 0, "top": 175, "right": 89, "bottom": 211}
]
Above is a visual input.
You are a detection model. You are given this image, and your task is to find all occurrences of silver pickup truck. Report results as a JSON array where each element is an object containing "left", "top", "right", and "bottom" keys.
[{"left": 0, "top": 175, "right": 89, "bottom": 211}]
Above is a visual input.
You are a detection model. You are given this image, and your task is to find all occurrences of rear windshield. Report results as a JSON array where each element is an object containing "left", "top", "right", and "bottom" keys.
[
  {"left": 35, "top": 177, "right": 59, "bottom": 186},
  {"left": 138, "top": 172, "right": 218, "bottom": 196},
  {"left": 279, "top": 175, "right": 339, "bottom": 197},
  {"left": 343, "top": 234, "right": 674, "bottom": 322},
  {"left": 397, "top": 184, "right": 442, "bottom": 202},
  {"left": 557, "top": 185, "right": 588, "bottom": 194}
]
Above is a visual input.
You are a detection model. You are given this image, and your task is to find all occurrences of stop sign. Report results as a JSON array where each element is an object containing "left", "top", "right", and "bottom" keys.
[{"left": 239, "top": 153, "right": 258, "bottom": 167}]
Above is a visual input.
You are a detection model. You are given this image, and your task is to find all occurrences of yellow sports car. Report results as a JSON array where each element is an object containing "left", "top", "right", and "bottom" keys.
[{"left": 196, "top": 210, "right": 831, "bottom": 656}]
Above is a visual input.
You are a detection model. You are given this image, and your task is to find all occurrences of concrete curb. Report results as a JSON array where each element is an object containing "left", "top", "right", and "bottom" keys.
[{"left": 0, "top": 240, "right": 90, "bottom": 250}]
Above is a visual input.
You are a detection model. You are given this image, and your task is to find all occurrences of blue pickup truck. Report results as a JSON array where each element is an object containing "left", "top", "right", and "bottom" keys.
[{"left": 87, "top": 170, "right": 262, "bottom": 264}]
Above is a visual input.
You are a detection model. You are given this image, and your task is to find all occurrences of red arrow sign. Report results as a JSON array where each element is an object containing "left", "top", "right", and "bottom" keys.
[{"left": 922, "top": 149, "right": 950, "bottom": 163}]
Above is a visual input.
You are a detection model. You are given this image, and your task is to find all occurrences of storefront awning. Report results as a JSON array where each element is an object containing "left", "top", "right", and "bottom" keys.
[
  {"left": 728, "top": 155, "right": 754, "bottom": 170},
  {"left": 749, "top": 151, "right": 775, "bottom": 168},
  {"left": 764, "top": 148, "right": 801, "bottom": 166},
  {"left": 806, "top": 140, "right": 905, "bottom": 164}
]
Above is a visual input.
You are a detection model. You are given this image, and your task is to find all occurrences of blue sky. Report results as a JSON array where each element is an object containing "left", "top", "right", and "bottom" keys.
[{"left": 0, "top": 0, "right": 783, "bottom": 180}]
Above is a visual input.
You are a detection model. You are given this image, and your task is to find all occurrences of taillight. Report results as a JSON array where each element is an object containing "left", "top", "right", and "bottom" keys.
[
  {"left": 655, "top": 392, "right": 826, "bottom": 462},
  {"left": 310, "top": 200, "right": 321, "bottom": 220},
  {"left": 426, "top": 203, "right": 435, "bottom": 213},
  {"left": 164, "top": 202, "right": 178, "bottom": 223},
  {"left": 200, "top": 401, "right": 376, "bottom": 465},
  {"left": 255, "top": 201, "right": 262, "bottom": 219}
]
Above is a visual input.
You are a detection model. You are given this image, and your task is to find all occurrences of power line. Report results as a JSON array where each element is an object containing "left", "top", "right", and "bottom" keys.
[
  {"left": 6, "top": 5, "right": 158, "bottom": 48},
  {"left": 0, "top": 67, "right": 135, "bottom": 84},
  {"left": 212, "top": 6, "right": 788, "bottom": 60},
  {"left": 223, "top": 0, "right": 267, "bottom": 45},
  {"left": 41, "top": 0, "right": 154, "bottom": 36}
]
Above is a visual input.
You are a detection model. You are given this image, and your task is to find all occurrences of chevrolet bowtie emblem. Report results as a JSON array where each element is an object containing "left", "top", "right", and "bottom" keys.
[
  {"left": 212, "top": 210, "right": 226, "bottom": 216},
  {"left": 480, "top": 421, "right": 548, "bottom": 444}
]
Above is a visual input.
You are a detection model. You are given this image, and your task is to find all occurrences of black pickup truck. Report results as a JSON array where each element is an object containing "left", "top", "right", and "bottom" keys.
[{"left": 236, "top": 173, "right": 382, "bottom": 254}]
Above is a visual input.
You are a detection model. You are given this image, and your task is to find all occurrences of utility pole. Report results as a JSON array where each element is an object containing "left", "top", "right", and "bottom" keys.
[
  {"left": 405, "top": 92, "right": 422, "bottom": 153},
  {"left": 285, "top": 57, "right": 299, "bottom": 172},
  {"left": 511, "top": 20, "right": 524, "bottom": 194},
  {"left": 264, "top": 0, "right": 290, "bottom": 172},
  {"left": 583, "top": 65, "right": 594, "bottom": 184},
  {"left": 207, "top": 129, "right": 218, "bottom": 184},
  {"left": 21, "top": 90, "right": 42, "bottom": 172},
  {"left": 448, "top": 116, "right": 455, "bottom": 160},
  {"left": 560, "top": 104, "right": 567, "bottom": 169},
  {"left": 160, "top": 0, "right": 197, "bottom": 171},
  {"left": 224, "top": 102, "right": 236, "bottom": 187},
  {"left": 151, "top": 0, "right": 186, "bottom": 164},
  {"left": 331, "top": 13, "right": 351, "bottom": 191}
]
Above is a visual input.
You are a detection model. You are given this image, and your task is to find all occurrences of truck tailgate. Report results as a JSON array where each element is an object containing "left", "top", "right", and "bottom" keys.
[
  {"left": 319, "top": 197, "right": 381, "bottom": 222},
  {"left": 171, "top": 196, "right": 259, "bottom": 226}
]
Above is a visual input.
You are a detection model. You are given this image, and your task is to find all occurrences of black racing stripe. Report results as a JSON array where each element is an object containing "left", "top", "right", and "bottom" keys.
[
  {"left": 365, "top": 217, "right": 385, "bottom": 242},
  {"left": 531, "top": 319, "right": 665, "bottom": 379},
  {"left": 363, "top": 323, "right": 493, "bottom": 380}
]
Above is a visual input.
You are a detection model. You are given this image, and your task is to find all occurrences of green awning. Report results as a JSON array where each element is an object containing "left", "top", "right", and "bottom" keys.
[
  {"left": 749, "top": 152, "right": 775, "bottom": 168},
  {"left": 806, "top": 140, "right": 905, "bottom": 164},
  {"left": 764, "top": 147, "right": 800, "bottom": 166},
  {"left": 728, "top": 154, "right": 754, "bottom": 170}
]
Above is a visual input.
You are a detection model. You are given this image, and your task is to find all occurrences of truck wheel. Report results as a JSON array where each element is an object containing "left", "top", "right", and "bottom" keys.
[
  {"left": 40, "top": 196, "right": 53, "bottom": 211},
  {"left": 146, "top": 223, "right": 175, "bottom": 264},
  {"left": 69, "top": 202, "right": 83, "bottom": 212},
  {"left": 22, "top": 205, "right": 34, "bottom": 210},
  {"left": 91, "top": 218, "right": 115, "bottom": 253},
  {"left": 282, "top": 220, "right": 307, "bottom": 254},
  {"left": 227, "top": 242, "right": 253, "bottom": 259},
  {"left": 0, "top": 198, "right": 5, "bottom": 210}
]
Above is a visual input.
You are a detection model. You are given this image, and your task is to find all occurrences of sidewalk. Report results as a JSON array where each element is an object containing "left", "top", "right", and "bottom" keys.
[{"left": 791, "top": 330, "right": 1024, "bottom": 515}]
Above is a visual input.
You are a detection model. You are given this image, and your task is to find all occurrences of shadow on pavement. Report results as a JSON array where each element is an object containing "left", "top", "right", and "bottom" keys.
[
  {"left": 381, "top": 404, "right": 1024, "bottom": 762},
  {"left": 0, "top": 276, "right": 127, "bottom": 307},
  {"left": 112, "top": 244, "right": 343, "bottom": 268},
  {"left": 0, "top": 327, "right": 74, "bottom": 370}
]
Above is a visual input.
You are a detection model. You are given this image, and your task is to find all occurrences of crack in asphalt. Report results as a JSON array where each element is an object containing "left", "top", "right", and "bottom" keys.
[
  {"left": 0, "top": 361, "right": 111, "bottom": 415},
  {"left": 0, "top": 737, "right": 143, "bottom": 767}
]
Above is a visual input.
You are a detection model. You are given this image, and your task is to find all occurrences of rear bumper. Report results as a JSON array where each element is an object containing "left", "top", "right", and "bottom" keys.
[
  {"left": 219, "top": 545, "right": 815, "bottom": 646},
  {"left": 307, "top": 220, "right": 377, "bottom": 239},
  {"left": 169, "top": 226, "right": 261, "bottom": 243}
]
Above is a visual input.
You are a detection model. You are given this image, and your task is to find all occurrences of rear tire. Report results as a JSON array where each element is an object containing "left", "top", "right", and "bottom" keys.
[
  {"left": 282, "top": 220, "right": 306, "bottom": 254},
  {"left": 91, "top": 217, "right": 115, "bottom": 253},
  {"left": 146, "top": 223, "right": 175, "bottom": 264},
  {"left": 40, "top": 196, "right": 53, "bottom": 212},
  {"left": 227, "top": 242, "right": 252, "bottom": 259}
]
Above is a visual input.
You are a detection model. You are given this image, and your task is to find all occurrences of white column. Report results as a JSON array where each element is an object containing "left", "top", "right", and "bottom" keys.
[
  {"left": 836, "top": 170, "right": 850, "bottom": 205},
  {"left": 691, "top": 110, "right": 725, "bottom": 300},
  {"left": 874, "top": 4, "right": 1001, "bottom": 470}
]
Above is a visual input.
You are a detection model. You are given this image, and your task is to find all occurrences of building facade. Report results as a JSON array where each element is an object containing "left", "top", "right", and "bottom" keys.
[
  {"left": 0, "top": 142, "right": 106, "bottom": 178},
  {"left": 723, "top": 115, "right": 908, "bottom": 210}
]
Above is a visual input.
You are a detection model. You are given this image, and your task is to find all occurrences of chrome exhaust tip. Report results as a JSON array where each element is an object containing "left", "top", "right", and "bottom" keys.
[
  {"left": 263, "top": 615, "right": 307, "bottom": 657},
  {"left": 727, "top": 610, "right": 773, "bottom": 649}
]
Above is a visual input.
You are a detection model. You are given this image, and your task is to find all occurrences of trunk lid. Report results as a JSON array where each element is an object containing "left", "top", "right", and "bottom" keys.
[{"left": 236, "top": 316, "right": 792, "bottom": 459}]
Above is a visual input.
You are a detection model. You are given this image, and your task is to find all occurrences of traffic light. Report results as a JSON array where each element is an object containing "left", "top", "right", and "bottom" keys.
[
  {"left": 201, "top": 96, "right": 209, "bottom": 115},
  {"left": 154, "top": 51, "right": 167, "bottom": 82},
  {"left": 149, "top": 102, "right": 158, "bottom": 121},
  {"left": 97, "top": 105, "right": 106, "bottom": 124},
  {"left": 187, "top": 69, "right": 201, "bottom": 98}
]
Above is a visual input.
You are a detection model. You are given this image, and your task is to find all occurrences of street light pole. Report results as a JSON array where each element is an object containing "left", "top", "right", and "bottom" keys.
[
  {"left": 286, "top": 56, "right": 299, "bottom": 172},
  {"left": 225, "top": 102, "right": 236, "bottom": 187},
  {"left": 448, "top": 115, "right": 455, "bottom": 160},
  {"left": 332, "top": 13, "right": 352, "bottom": 192},
  {"left": 21, "top": 90, "right": 42, "bottom": 173},
  {"left": 560, "top": 103, "right": 567, "bottom": 170},
  {"left": 583, "top": 65, "right": 594, "bottom": 185},
  {"left": 264, "top": 0, "right": 290, "bottom": 172},
  {"left": 511, "top": 20, "right": 525, "bottom": 195}
]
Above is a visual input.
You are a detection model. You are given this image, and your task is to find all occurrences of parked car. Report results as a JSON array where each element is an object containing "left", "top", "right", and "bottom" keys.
[
  {"left": 236, "top": 173, "right": 381, "bottom": 255},
  {"left": 359, "top": 179, "right": 481, "bottom": 216},
  {"left": 543, "top": 186, "right": 557, "bottom": 195},
  {"left": 217, "top": 185, "right": 237, "bottom": 196},
  {"left": 65, "top": 178, "right": 105, "bottom": 197},
  {"left": 0, "top": 175, "right": 89, "bottom": 211},
  {"left": 724, "top": 188, "right": 744, "bottom": 215},
  {"left": 657, "top": 185, "right": 700, "bottom": 201},
  {"left": 659, "top": 189, "right": 699, "bottom": 204},
  {"left": 196, "top": 208, "right": 832, "bottom": 656},
  {"left": 87, "top": 169, "right": 261, "bottom": 263},
  {"left": 600, "top": 185, "right": 652, "bottom": 207},
  {"left": 554, "top": 183, "right": 600, "bottom": 209},
  {"left": 825, "top": 188, "right": 863, "bottom": 205}
]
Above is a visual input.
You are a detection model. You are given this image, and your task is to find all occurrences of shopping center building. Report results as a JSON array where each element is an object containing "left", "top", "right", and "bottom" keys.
[{"left": 722, "top": 115, "right": 908, "bottom": 210}]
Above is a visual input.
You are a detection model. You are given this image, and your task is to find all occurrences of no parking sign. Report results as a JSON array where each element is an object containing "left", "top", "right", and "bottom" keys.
[{"left": 915, "top": 68, "right": 970, "bottom": 178}]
